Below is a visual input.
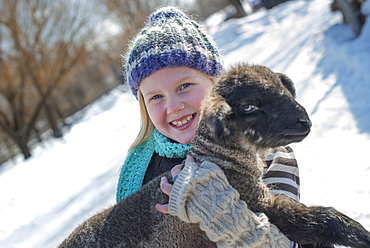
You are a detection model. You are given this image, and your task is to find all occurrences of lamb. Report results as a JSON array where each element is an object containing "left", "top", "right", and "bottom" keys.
[{"left": 59, "top": 64, "right": 370, "bottom": 248}]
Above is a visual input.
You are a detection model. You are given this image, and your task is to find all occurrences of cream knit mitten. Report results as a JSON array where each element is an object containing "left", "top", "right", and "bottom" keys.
[{"left": 169, "top": 161, "right": 291, "bottom": 248}]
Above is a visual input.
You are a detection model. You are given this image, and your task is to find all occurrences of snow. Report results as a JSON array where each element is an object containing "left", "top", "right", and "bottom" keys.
[{"left": 1, "top": 0, "right": 370, "bottom": 247}]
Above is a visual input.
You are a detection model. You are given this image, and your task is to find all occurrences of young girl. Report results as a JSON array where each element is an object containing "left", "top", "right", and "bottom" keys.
[{"left": 118, "top": 6, "right": 300, "bottom": 247}]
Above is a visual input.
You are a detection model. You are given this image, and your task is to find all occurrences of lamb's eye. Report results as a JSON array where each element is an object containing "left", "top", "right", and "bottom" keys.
[{"left": 244, "top": 105, "right": 257, "bottom": 114}]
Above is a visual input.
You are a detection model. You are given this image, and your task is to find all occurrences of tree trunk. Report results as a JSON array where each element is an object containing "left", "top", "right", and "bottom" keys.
[
  {"left": 261, "top": 0, "right": 289, "bottom": 9},
  {"left": 229, "top": 0, "right": 247, "bottom": 18},
  {"left": 45, "top": 100, "right": 63, "bottom": 138},
  {"left": 15, "top": 135, "right": 32, "bottom": 159},
  {"left": 20, "top": 143, "right": 32, "bottom": 160},
  {"left": 331, "top": 0, "right": 363, "bottom": 36}
]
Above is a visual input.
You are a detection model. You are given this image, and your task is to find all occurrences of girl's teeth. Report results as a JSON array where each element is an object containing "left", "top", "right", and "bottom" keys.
[{"left": 172, "top": 115, "right": 193, "bottom": 127}]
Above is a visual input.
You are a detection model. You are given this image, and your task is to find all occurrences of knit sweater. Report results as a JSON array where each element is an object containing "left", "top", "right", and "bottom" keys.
[{"left": 169, "top": 160, "right": 291, "bottom": 248}]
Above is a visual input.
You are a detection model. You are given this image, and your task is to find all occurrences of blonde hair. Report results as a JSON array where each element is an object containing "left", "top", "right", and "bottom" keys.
[{"left": 128, "top": 89, "right": 155, "bottom": 151}]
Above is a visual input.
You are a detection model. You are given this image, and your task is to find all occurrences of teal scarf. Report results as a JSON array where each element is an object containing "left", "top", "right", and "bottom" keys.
[{"left": 116, "top": 129, "right": 191, "bottom": 202}]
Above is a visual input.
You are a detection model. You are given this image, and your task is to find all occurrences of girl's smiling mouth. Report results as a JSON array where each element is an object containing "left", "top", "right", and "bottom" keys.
[{"left": 170, "top": 114, "right": 196, "bottom": 128}]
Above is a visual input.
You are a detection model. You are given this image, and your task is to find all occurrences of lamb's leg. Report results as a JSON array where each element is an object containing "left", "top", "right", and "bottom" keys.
[{"left": 262, "top": 194, "right": 370, "bottom": 248}]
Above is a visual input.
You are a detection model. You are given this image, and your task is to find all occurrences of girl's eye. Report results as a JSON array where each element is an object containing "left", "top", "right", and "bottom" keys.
[
  {"left": 244, "top": 105, "right": 258, "bottom": 114},
  {"left": 179, "top": 83, "right": 191, "bottom": 91},
  {"left": 151, "top": 95, "right": 163, "bottom": 100}
]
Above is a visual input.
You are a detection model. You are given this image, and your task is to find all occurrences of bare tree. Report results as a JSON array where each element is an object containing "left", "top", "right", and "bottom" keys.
[
  {"left": 101, "top": 0, "right": 157, "bottom": 48},
  {"left": 224, "top": 0, "right": 248, "bottom": 19},
  {"left": 260, "top": 0, "right": 289, "bottom": 9},
  {"left": 331, "top": 0, "right": 365, "bottom": 36},
  {"left": 0, "top": 0, "right": 103, "bottom": 159},
  {"left": 99, "top": 0, "right": 192, "bottom": 60}
]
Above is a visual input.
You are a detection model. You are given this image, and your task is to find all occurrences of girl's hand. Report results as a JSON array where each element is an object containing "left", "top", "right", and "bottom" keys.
[{"left": 155, "top": 156, "right": 194, "bottom": 213}]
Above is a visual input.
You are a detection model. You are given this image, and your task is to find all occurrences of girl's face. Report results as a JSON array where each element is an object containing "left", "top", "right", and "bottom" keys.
[{"left": 140, "top": 66, "right": 212, "bottom": 144}]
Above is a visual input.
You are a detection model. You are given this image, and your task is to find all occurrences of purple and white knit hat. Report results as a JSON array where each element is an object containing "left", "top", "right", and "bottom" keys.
[{"left": 124, "top": 6, "right": 223, "bottom": 99}]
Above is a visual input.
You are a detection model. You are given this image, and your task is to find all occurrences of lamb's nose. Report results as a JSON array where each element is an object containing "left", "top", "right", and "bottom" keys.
[{"left": 298, "top": 118, "right": 312, "bottom": 127}]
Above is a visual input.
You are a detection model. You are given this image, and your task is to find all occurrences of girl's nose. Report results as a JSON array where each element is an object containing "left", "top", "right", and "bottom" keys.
[{"left": 167, "top": 97, "right": 185, "bottom": 114}]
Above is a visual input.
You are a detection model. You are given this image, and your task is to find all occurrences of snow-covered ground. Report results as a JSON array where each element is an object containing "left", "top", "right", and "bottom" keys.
[{"left": 1, "top": 0, "right": 370, "bottom": 247}]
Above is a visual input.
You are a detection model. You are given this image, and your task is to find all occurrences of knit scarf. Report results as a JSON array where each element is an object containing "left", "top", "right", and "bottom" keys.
[{"left": 116, "top": 129, "right": 191, "bottom": 202}]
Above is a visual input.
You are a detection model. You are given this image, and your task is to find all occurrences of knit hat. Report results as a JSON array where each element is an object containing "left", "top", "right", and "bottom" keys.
[{"left": 124, "top": 6, "right": 223, "bottom": 99}]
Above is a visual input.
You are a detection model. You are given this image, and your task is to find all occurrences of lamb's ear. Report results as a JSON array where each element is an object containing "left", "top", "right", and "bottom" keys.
[
  {"left": 276, "top": 73, "right": 296, "bottom": 98},
  {"left": 202, "top": 95, "right": 234, "bottom": 144}
]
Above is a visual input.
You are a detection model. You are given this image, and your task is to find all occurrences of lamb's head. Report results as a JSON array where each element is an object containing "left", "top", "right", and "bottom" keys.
[{"left": 201, "top": 64, "right": 311, "bottom": 150}]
